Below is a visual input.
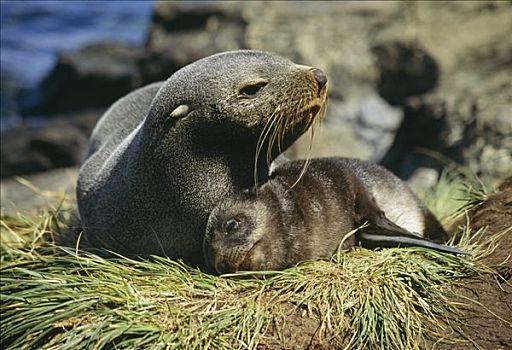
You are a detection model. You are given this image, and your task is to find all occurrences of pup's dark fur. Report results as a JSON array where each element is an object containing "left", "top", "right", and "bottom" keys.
[{"left": 204, "top": 158, "right": 464, "bottom": 274}]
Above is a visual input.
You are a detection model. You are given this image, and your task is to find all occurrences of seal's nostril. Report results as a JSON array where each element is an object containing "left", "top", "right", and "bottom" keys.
[{"left": 313, "top": 68, "right": 327, "bottom": 90}]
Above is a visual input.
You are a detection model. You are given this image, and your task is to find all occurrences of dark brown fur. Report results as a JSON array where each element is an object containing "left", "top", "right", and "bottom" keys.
[{"left": 204, "top": 158, "right": 464, "bottom": 274}]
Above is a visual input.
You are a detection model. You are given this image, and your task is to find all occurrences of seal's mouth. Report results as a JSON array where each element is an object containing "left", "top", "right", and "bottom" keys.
[
  {"left": 282, "top": 99, "right": 326, "bottom": 188},
  {"left": 300, "top": 103, "right": 323, "bottom": 128}
]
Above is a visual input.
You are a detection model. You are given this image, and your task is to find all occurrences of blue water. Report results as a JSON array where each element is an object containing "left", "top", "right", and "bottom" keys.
[{"left": 0, "top": 0, "right": 154, "bottom": 129}]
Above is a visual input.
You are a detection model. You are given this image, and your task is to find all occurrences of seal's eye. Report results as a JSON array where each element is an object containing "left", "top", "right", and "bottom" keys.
[
  {"left": 239, "top": 81, "right": 267, "bottom": 97},
  {"left": 225, "top": 218, "right": 240, "bottom": 235}
]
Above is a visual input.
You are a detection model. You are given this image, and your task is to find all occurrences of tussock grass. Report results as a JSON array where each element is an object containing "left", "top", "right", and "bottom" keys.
[
  {"left": 417, "top": 150, "right": 494, "bottom": 223},
  {"left": 422, "top": 169, "right": 491, "bottom": 222},
  {"left": 0, "top": 174, "right": 502, "bottom": 349}
]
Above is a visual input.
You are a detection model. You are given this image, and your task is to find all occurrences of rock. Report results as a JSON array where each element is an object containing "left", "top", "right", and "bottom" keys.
[
  {"left": 242, "top": 1, "right": 512, "bottom": 183},
  {"left": 357, "top": 94, "right": 403, "bottom": 131},
  {"left": 1, "top": 75, "right": 22, "bottom": 128},
  {"left": 285, "top": 123, "right": 371, "bottom": 162},
  {"left": 356, "top": 94, "right": 403, "bottom": 160},
  {"left": 28, "top": 126, "right": 86, "bottom": 166},
  {"left": 0, "top": 110, "right": 101, "bottom": 178},
  {"left": 380, "top": 96, "right": 447, "bottom": 179},
  {"left": 35, "top": 42, "right": 143, "bottom": 115},
  {"left": 406, "top": 167, "right": 440, "bottom": 193},
  {"left": 0, "top": 167, "right": 78, "bottom": 215},
  {"left": 371, "top": 41, "right": 439, "bottom": 105},
  {"left": 20, "top": 1, "right": 511, "bottom": 184},
  {"left": 137, "top": 1, "right": 248, "bottom": 84}
]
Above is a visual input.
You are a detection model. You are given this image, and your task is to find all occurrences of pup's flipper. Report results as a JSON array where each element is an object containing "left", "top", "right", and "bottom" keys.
[
  {"left": 358, "top": 231, "right": 468, "bottom": 255},
  {"left": 352, "top": 177, "right": 467, "bottom": 255}
]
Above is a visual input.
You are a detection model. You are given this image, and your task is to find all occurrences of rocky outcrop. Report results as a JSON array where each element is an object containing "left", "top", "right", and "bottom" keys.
[
  {"left": 0, "top": 167, "right": 78, "bottom": 215},
  {"left": 35, "top": 43, "right": 143, "bottom": 115},
  {"left": 137, "top": 1, "right": 248, "bottom": 84},
  {"left": 5, "top": 1, "right": 510, "bottom": 185},
  {"left": 240, "top": 1, "right": 512, "bottom": 184},
  {"left": 0, "top": 110, "right": 101, "bottom": 178}
]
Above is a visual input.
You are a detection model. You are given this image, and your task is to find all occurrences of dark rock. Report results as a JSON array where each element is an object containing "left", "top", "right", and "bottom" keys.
[
  {"left": 1, "top": 75, "right": 21, "bottom": 124},
  {"left": 379, "top": 96, "right": 448, "bottom": 179},
  {"left": 34, "top": 42, "right": 143, "bottom": 115},
  {"left": 137, "top": 1, "right": 247, "bottom": 84},
  {"left": 1, "top": 167, "right": 78, "bottom": 215},
  {"left": 152, "top": 1, "right": 240, "bottom": 33},
  {"left": 17, "top": 1, "right": 510, "bottom": 184},
  {"left": 28, "top": 127, "right": 86, "bottom": 167},
  {"left": 247, "top": 2, "right": 511, "bottom": 183},
  {"left": 0, "top": 110, "right": 101, "bottom": 178},
  {"left": 371, "top": 42, "right": 439, "bottom": 105}
]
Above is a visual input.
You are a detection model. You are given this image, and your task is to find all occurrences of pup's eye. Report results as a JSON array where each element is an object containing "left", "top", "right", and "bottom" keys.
[
  {"left": 239, "top": 81, "right": 267, "bottom": 97},
  {"left": 225, "top": 218, "right": 239, "bottom": 234}
]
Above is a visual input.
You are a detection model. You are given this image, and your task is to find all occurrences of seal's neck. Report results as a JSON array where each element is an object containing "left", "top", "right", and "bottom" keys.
[{"left": 139, "top": 119, "right": 271, "bottom": 214}]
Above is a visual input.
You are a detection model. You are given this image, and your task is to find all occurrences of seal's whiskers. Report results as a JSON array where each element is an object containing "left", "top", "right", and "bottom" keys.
[
  {"left": 288, "top": 99, "right": 325, "bottom": 190},
  {"left": 254, "top": 113, "right": 279, "bottom": 187},
  {"left": 288, "top": 114, "right": 316, "bottom": 190}
]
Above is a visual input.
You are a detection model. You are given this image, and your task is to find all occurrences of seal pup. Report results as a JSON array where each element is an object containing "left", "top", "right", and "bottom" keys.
[
  {"left": 74, "top": 50, "right": 328, "bottom": 266},
  {"left": 204, "top": 158, "right": 465, "bottom": 274}
]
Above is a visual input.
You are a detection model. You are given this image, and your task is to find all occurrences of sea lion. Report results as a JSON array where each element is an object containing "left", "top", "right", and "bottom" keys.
[
  {"left": 74, "top": 50, "right": 327, "bottom": 266},
  {"left": 204, "top": 158, "right": 465, "bottom": 274}
]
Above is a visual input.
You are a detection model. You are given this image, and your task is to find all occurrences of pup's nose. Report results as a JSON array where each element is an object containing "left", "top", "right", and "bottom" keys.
[
  {"left": 312, "top": 68, "right": 327, "bottom": 93},
  {"left": 216, "top": 260, "right": 237, "bottom": 274}
]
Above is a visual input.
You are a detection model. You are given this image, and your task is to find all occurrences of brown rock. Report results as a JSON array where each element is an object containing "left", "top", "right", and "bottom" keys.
[
  {"left": 36, "top": 42, "right": 143, "bottom": 114},
  {"left": 137, "top": 1, "right": 248, "bottom": 84},
  {"left": 0, "top": 110, "right": 101, "bottom": 178}
]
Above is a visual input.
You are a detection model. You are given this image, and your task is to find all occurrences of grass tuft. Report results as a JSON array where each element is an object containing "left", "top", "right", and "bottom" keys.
[{"left": 0, "top": 174, "right": 503, "bottom": 349}]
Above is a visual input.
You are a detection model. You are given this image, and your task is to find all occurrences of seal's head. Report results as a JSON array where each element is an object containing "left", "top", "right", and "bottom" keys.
[
  {"left": 144, "top": 50, "right": 328, "bottom": 182},
  {"left": 204, "top": 193, "right": 285, "bottom": 274}
]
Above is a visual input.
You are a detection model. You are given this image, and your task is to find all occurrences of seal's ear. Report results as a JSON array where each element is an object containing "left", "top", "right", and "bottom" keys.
[
  {"left": 170, "top": 104, "right": 190, "bottom": 118},
  {"left": 158, "top": 104, "right": 192, "bottom": 132}
]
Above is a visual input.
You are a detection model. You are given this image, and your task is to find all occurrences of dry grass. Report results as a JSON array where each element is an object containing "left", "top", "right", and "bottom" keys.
[{"left": 0, "top": 172, "right": 502, "bottom": 349}]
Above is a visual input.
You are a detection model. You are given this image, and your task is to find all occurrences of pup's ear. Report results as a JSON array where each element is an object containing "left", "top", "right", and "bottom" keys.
[{"left": 169, "top": 105, "right": 190, "bottom": 118}]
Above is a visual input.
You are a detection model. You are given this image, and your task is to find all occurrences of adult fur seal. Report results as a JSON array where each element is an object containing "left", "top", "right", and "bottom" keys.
[
  {"left": 75, "top": 50, "right": 327, "bottom": 266},
  {"left": 204, "top": 158, "right": 465, "bottom": 274}
]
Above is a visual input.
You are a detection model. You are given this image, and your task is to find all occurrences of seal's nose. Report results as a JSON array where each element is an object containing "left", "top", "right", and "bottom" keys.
[{"left": 312, "top": 68, "right": 327, "bottom": 94}]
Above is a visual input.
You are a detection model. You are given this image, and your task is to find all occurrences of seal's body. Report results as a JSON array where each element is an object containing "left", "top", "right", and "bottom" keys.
[
  {"left": 75, "top": 51, "right": 327, "bottom": 266},
  {"left": 204, "top": 158, "right": 464, "bottom": 274}
]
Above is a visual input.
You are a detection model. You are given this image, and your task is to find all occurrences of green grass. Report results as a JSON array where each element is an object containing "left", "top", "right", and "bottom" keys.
[{"left": 0, "top": 173, "right": 503, "bottom": 349}]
